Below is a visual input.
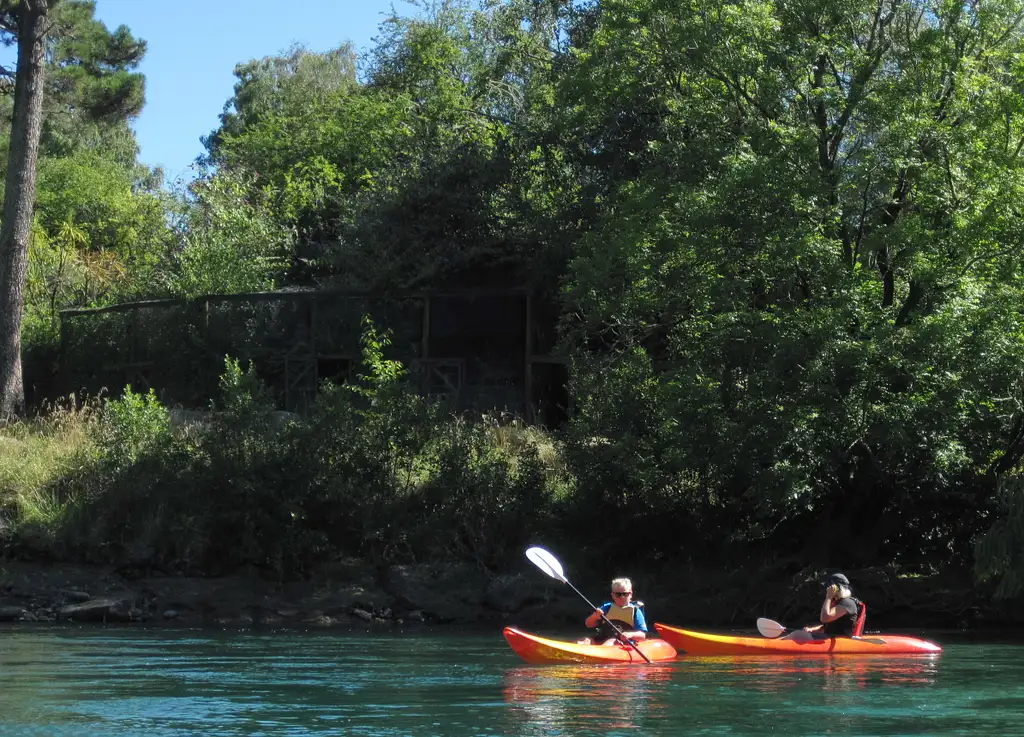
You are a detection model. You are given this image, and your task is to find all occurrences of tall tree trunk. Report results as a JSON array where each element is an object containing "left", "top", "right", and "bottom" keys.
[{"left": 0, "top": 1, "right": 50, "bottom": 420}]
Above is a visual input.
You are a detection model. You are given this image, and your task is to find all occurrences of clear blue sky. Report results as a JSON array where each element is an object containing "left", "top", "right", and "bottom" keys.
[{"left": 93, "top": 0, "right": 409, "bottom": 184}]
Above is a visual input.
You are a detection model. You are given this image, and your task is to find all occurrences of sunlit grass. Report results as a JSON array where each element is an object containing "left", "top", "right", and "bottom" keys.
[
  {"left": 0, "top": 390, "right": 572, "bottom": 572},
  {"left": 0, "top": 397, "right": 98, "bottom": 527},
  {"left": 484, "top": 415, "right": 574, "bottom": 499}
]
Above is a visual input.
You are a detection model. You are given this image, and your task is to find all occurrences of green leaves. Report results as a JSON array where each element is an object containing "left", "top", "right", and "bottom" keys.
[
  {"left": 169, "top": 169, "right": 291, "bottom": 298},
  {"left": 554, "top": 0, "right": 1024, "bottom": 564}
]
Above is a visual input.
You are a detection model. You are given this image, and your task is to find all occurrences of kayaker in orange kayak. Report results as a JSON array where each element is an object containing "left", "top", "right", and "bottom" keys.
[
  {"left": 786, "top": 572, "right": 863, "bottom": 641},
  {"left": 578, "top": 578, "right": 648, "bottom": 646}
]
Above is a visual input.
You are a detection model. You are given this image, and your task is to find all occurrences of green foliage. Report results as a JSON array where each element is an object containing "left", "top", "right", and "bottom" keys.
[
  {"left": 408, "top": 416, "right": 554, "bottom": 568},
  {"left": 553, "top": 0, "right": 1024, "bottom": 567},
  {"left": 204, "top": 43, "right": 358, "bottom": 158},
  {"left": 35, "top": 149, "right": 172, "bottom": 295},
  {"left": 0, "top": 397, "right": 98, "bottom": 530},
  {"left": 19, "top": 0, "right": 1024, "bottom": 588},
  {"left": 197, "top": 0, "right": 567, "bottom": 290},
  {"left": 976, "top": 475, "right": 1024, "bottom": 599},
  {"left": 25, "top": 322, "right": 557, "bottom": 576},
  {"left": 2, "top": 0, "right": 173, "bottom": 405},
  {"left": 45, "top": 1, "right": 146, "bottom": 123},
  {"left": 352, "top": 316, "right": 407, "bottom": 398},
  {"left": 98, "top": 387, "right": 170, "bottom": 469},
  {"left": 168, "top": 169, "right": 292, "bottom": 297}
]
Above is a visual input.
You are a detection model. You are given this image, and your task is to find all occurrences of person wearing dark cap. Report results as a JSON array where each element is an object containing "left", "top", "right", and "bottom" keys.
[{"left": 799, "top": 572, "right": 861, "bottom": 638}]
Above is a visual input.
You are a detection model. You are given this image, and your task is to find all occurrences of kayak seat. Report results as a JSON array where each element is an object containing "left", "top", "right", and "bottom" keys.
[{"left": 853, "top": 601, "right": 867, "bottom": 637}]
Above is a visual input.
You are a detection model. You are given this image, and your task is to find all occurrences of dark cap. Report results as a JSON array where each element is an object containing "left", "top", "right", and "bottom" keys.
[{"left": 822, "top": 573, "right": 850, "bottom": 588}]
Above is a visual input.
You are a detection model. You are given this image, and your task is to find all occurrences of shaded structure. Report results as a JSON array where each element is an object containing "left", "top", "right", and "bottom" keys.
[{"left": 59, "top": 288, "right": 569, "bottom": 426}]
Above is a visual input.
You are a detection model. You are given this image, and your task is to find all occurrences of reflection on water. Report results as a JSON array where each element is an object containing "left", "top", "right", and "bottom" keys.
[
  {"left": 504, "top": 662, "right": 674, "bottom": 733},
  {"left": 686, "top": 654, "right": 942, "bottom": 693},
  {"left": 503, "top": 654, "right": 946, "bottom": 735}
]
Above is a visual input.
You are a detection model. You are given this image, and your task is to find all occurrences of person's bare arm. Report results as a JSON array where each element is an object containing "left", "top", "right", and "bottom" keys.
[
  {"left": 803, "top": 585, "right": 842, "bottom": 630},
  {"left": 819, "top": 585, "right": 849, "bottom": 623}
]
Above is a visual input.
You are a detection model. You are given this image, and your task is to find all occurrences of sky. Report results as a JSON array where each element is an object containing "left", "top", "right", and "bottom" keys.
[{"left": 92, "top": 0, "right": 410, "bottom": 185}]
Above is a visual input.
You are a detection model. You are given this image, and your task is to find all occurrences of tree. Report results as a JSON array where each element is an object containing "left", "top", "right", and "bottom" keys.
[
  {"left": 0, "top": 0, "right": 145, "bottom": 418},
  {"left": 556, "top": 0, "right": 1024, "bottom": 563},
  {"left": 201, "top": 1, "right": 569, "bottom": 291},
  {"left": 202, "top": 42, "right": 357, "bottom": 162},
  {"left": 0, "top": 0, "right": 53, "bottom": 420}
]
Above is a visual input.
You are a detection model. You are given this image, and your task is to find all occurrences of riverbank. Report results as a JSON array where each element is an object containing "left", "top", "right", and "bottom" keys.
[{"left": 1, "top": 558, "right": 1018, "bottom": 632}]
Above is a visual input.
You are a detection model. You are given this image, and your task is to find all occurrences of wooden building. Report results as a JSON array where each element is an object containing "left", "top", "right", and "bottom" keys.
[{"left": 59, "top": 287, "right": 569, "bottom": 427}]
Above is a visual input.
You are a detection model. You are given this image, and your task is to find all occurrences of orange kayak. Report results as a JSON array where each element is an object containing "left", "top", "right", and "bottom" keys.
[
  {"left": 655, "top": 623, "right": 942, "bottom": 655},
  {"left": 503, "top": 627, "right": 678, "bottom": 664}
]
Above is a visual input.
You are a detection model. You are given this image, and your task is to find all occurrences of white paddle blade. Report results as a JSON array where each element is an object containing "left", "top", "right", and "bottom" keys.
[
  {"left": 525, "top": 546, "right": 567, "bottom": 583},
  {"left": 757, "top": 617, "right": 786, "bottom": 639}
]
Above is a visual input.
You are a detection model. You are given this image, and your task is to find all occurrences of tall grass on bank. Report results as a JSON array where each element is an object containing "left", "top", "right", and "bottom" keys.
[
  {"left": 0, "top": 397, "right": 98, "bottom": 532},
  {"left": 0, "top": 329, "right": 573, "bottom": 578}
]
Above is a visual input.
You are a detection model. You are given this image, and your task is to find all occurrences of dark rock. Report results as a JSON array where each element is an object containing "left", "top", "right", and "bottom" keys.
[
  {"left": 61, "top": 590, "right": 91, "bottom": 603},
  {"left": 485, "top": 574, "right": 537, "bottom": 613},
  {"left": 386, "top": 564, "right": 488, "bottom": 623},
  {"left": 0, "top": 605, "right": 25, "bottom": 621},
  {"left": 305, "top": 614, "right": 342, "bottom": 626},
  {"left": 511, "top": 595, "right": 587, "bottom": 628},
  {"left": 59, "top": 597, "right": 134, "bottom": 622},
  {"left": 293, "top": 585, "right": 393, "bottom": 615},
  {"left": 313, "top": 558, "right": 379, "bottom": 589}
]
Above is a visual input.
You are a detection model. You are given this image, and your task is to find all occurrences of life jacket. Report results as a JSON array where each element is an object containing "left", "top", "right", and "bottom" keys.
[
  {"left": 852, "top": 601, "right": 867, "bottom": 636},
  {"left": 595, "top": 601, "right": 643, "bottom": 641}
]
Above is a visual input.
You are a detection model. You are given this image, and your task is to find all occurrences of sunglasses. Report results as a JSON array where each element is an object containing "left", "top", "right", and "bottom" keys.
[{"left": 612, "top": 591, "right": 632, "bottom": 597}]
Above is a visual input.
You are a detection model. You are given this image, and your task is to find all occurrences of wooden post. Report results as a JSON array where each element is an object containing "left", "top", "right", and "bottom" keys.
[
  {"left": 310, "top": 296, "right": 319, "bottom": 357},
  {"left": 421, "top": 295, "right": 430, "bottom": 393},
  {"left": 524, "top": 292, "right": 533, "bottom": 422},
  {"left": 309, "top": 297, "right": 319, "bottom": 412},
  {"left": 129, "top": 308, "right": 137, "bottom": 364},
  {"left": 58, "top": 311, "right": 67, "bottom": 393},
  {"left": 421, "top": 294, "right": 430, "bottom": 360}
]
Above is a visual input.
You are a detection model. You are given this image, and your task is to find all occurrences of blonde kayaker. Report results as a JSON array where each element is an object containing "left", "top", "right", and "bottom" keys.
[{"left": 577, "top": 578, "right": 648, "bottom": 646}]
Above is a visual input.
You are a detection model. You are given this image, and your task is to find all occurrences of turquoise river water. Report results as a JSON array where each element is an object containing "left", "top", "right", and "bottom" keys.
[{"left": 0, "top": 627, "right": 1021, "bottom": 736}]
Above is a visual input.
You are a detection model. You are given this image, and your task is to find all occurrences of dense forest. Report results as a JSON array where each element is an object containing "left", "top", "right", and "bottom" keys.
[{"left": 0, "top": 0, "right": 1023, "bottom": 606}]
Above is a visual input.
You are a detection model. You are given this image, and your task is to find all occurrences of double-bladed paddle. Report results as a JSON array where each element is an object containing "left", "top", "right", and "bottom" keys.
[
  {"left": 525, "top": 546, "right": 653, "bottom": 663},
  {"left": 756, "top": 617, "right": 887, "bottom": 645}
]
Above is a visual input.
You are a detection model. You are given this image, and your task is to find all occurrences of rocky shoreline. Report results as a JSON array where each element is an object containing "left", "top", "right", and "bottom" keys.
[
  {"left": 0, "top": 558, "right": 1018, "bottom": 632},
  {"left": 0, "top": 559, "right": 579, "bottom": 629}
]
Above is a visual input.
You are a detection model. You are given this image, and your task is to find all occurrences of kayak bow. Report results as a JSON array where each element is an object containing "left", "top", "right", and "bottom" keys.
[
  {"left": 654, "top": 623, "right": 942, "bottom": 655},
  {"left": 503, "top": 627, "right": 678, "bottom": 664}
]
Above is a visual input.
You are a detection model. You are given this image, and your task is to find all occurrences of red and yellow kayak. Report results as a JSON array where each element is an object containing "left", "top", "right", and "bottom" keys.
[
  {"left": 655, "top": 623, "right": 942, "bottom": 655},
  {"left": 503, "top": 627, "right": 678, "bottom": 664}
]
